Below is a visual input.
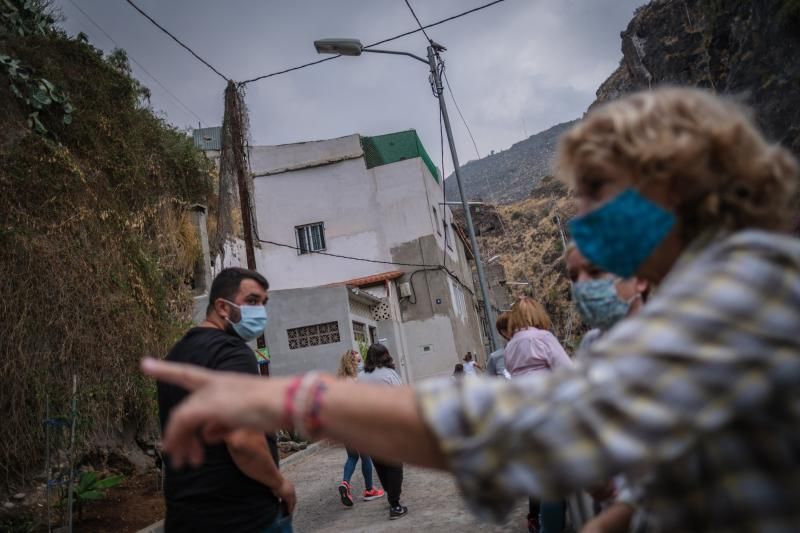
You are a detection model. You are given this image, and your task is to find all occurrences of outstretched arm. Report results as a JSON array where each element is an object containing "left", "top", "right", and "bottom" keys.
[{"left": 142, "top": 358, "right": 447, "bottom": 470}]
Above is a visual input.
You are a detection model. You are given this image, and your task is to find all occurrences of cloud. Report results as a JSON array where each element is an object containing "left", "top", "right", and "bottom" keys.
[{"left": 52, "top": 0, "right": 645, "bottom": 161}]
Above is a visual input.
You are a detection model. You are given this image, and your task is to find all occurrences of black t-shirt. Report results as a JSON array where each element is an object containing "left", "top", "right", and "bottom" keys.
[{"left": 158, "top": 327, "right": 280, "bottom": 533}]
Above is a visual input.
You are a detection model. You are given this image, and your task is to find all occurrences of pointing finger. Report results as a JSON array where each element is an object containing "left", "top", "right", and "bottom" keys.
[{"left": 141, "top": 358, "right": 212, "bottom": 391}]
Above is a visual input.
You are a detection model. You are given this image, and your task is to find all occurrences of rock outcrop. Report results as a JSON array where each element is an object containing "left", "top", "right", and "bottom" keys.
[
  {"left": 444, "top": 120, "right": 577, "bottom": 205},
  {"left": 595, "top": 0, "right": 800, "bottom": 155}
]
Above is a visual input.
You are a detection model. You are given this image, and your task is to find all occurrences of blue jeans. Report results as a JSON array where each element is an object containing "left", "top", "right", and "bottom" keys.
[
  {"left": 343, "top": 448, "right": 374, "bottom": 489},
  {"left": 262, "top": 510, "right": 292, "bottom": 533}
]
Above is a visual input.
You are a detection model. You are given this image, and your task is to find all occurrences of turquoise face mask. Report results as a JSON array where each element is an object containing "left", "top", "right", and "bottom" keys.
[
  {"left": 568, "top": 188, "right": 676, "bottom": 278},
  {"left": 224, "top": 300, "right": 268, "bottom": 341},
  {"left": 572, "top": 278, "right": 631, "bottom": 331}
]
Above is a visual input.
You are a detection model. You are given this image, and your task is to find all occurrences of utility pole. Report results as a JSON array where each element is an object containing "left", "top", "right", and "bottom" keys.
[
  {"left": 224, "top": 81, "right": 266, "bottom": 352},
  {"left": 427, "top": 46, "right": 501, "bottom": 353}
]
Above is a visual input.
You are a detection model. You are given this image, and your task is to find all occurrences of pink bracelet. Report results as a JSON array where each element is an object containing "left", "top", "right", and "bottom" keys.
[
  {"left": 304, "top": 380, "right": 329, "bottom": 439},
  {"left": 292, "top": 372, "right": 320, "bottom": 439},
  {"left": 282, "top": 375, "right": 303, "bottom": 428}
]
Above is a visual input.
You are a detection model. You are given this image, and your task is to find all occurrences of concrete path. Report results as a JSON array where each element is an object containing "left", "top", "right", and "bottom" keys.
[{"left": 283, "top": 442, "right": 529, "bottom": 532}]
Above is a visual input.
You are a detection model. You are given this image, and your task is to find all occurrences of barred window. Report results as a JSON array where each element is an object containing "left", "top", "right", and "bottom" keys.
[
  {"left": 352, "top": 321, "right": 367, "bottom": 343},
  {"left": 287, "top": 321, "right": 340, "bottom": 350},
  {"left": 296, "top": 222, "right": 326, "bottom": 254}
]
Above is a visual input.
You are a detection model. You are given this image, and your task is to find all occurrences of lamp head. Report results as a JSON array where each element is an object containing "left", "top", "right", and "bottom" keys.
[{"left": 314, "top": 38, "right": 364, "bottom": 56}]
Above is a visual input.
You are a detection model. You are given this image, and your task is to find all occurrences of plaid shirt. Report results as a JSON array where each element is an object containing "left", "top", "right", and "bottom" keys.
[{"left": 418, "top": 230, "right": 800, "bottom": 532}]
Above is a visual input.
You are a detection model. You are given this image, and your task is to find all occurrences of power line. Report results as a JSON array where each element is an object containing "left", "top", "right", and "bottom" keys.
[
  {"left": 239, "top": 56, "right": 340, "bottom": 86},
  {"left": 123, "top": 0, "right": 229, "bottom": 82},
  {"left": 66, "top": 0, "right": 211, "bottom": 127},
  {"left": 256, "top": 237, "right": 476, "bottom": 295},
  {"left": 403, "top": 0, "right": 432, "bottom": 43},
  {"left": 256, "top": 238, "right": 437, "bottom": 268},
  {"left": 443, "top": 71, "right": 481, "bottom": 159},
  {"left": 240, "top": 0, "right": 508, "bottom": 86}
]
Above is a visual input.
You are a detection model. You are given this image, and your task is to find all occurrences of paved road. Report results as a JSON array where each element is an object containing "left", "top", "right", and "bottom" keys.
[{"left": 282, "top": 442, "right": 530, "bottom": 532}]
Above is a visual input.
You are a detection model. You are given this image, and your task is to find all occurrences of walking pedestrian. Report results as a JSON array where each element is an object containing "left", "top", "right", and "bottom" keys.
[
  {"left": 144, "top": 87, "right": 800, "bottom": 533},
  {"left": 358, "top": 343, "right": 408, "bottom": 520},
  {"left": 461, "top": 352, "right": 483, "bottom": 375},
  {"left": 485, "top": 312, "right": 511, "bottom": 378},
  {"left": 335, "top": 350, "right": 385, "bottom": 507},
  {"left": 156, "top": 267, "right": 295, "bottom": 533},
  {"left": 504, "top": 297, "right": 572, "bottom": 533},
  {"left": 452, "top": 363, "right": 465, "bottom": 381}
]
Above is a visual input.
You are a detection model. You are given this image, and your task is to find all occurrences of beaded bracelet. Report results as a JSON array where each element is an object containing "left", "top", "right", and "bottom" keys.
[
  {"left": 304, "top": 380, "right": 329, "bottom": 439},
  {"left": 282, "top": 375, "right": 303, "bottom": 428},
  {"left": 292, "top": 371, "right": 320, "bottom": 440}
]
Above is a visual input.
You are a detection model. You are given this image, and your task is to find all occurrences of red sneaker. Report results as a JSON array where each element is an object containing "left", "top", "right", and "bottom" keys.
[
  {"left": 363, "top": 487, "right": 385, "bottom": 501},
  {"left": 338, "top": 481, "right": 354, "bottom": 507}
]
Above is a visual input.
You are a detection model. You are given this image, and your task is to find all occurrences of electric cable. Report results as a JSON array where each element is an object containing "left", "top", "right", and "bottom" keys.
[
  {"left": 123, "top": 0, "right": 229, "bottom": 81},
  {"left": 443, "top": 71, "right": 481, "bottom": 159},
  {"left": 240, "top": 0, "right": 508, "bottom": 85},
  {"left": 255, "top": 237, "right": 474, "bottom": 295},
  {"left": 67, "top": 0, "right": 212, "bottom": 126},
  {"left": 403, "top": 0, "right": 432, "bottom": 43}
]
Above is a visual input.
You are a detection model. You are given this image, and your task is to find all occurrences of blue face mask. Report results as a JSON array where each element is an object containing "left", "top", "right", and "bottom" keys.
[
  {"left": 572, "top": 279, "right": 631, "bottom": 331},
  {"left": 568, "top": 188, "right": 675, "bottom": 278},
  {"left": 224, "top": 300, "right": 268, "bottom": 341},
  {"left": 357, "top": 361, "right": 364, "bottom": 373}
]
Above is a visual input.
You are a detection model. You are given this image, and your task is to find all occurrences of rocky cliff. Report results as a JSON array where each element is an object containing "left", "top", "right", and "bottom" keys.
[
  {"left": 595, "top": 0, "right": 800, "bottom": 154},
  {"left": 467, "top": 0, "right": 800, "bottom": 346},
  {"left": 444, "top": 120, "right": 576, "bottom": 204}
]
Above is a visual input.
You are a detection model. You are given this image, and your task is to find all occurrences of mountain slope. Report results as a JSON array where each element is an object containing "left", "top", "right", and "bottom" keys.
[{"left": 444, "top": 120, "right": 576, "bottom": 204}]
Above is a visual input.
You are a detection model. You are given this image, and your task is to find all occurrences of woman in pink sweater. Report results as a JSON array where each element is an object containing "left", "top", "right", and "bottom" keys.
[
  {"left": 504, "top": 297, "right": 573, "bottom": 533},
  {"left": 504, "top": 297, "right": 573, "bottom": 378}
]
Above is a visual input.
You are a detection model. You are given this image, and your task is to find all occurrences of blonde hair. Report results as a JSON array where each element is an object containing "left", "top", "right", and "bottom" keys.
[
  {"left": 508, "top": 296, "right": 552, "bottom": 333},
  {"left": 558, "top": 88, "right": 799, "bottom": 238},
  {"left": 337, "top": 349, "right": 360, "bottom": 379}
]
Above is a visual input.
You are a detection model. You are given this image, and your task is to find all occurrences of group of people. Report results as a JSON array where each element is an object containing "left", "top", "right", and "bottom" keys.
[{"left": 148, "top": 87, "right": 800, "bottom": 533}]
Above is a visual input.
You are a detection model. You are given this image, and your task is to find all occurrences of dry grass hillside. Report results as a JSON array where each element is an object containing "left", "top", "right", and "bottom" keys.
[{"left": 465, "top": 176, "right": 586, "bottom": 351}]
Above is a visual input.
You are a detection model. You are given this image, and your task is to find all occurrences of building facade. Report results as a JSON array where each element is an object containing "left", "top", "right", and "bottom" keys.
[{"left": 243, "top": 130, "right": 486, "bottom": 382}]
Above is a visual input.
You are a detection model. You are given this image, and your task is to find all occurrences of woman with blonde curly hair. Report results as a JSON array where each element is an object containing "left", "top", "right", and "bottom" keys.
[
  {"left": 334, "top": 349, "right": 384, "bottom": 507},
  {"left": 145, "top": 87, "right": 800, "bottom": 532}
]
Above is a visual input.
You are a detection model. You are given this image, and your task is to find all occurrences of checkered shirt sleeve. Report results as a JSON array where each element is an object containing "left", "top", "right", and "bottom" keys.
[{"left": 417, "top": 230, "right": 800, "bottom": 528}]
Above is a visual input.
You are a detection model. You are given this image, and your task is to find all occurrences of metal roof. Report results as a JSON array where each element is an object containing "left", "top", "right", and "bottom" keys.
[{"left": 193, "top": 126, "right": 222, "bottom": 151}]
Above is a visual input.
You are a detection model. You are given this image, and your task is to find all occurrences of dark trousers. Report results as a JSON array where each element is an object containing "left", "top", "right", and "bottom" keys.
[
  {"left": 372, "top": 459, "right": 403, "bottom": 507},
  {"left": 529, "top": 498, "right": 566, "bottom": 533}
]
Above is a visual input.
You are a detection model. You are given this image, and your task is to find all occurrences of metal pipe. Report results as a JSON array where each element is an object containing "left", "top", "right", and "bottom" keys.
[
  {"left": 428, "top": 45, "right": 500, "bottom": 353},
  {"left": 362, "top": 48, "right": 428, "bottom": 64}
]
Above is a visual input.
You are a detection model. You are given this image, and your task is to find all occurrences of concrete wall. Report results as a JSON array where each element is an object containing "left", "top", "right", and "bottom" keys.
[
  {"left": 249, "top": 135, "right": 363, "bottom": 176},
  {"left": 252, "top": 157, "right": 391, "bottom": 290},
  {"left": 264, "top": 286, "right": 353, "bottom": 376},
  {"left": 250, "top": 146, "right": 459, "bottom": 291}
]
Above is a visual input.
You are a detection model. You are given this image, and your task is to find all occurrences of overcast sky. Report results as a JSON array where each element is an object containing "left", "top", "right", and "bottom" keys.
[{"left": 52, "top": 0, "right": 645, "bottom": 169}]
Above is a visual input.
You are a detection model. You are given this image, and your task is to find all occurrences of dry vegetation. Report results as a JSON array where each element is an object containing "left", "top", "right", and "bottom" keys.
[
  {"left": 0, "top": 1, "right": 213, "bottom": 492},
  {"left": 473, "top": 176, "right": 586, "bottom": 351}
]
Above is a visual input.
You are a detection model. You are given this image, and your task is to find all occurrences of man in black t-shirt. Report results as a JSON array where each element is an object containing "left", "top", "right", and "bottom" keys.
[{"left": 158, "top": 267, "right": 295, "bottom": 533}]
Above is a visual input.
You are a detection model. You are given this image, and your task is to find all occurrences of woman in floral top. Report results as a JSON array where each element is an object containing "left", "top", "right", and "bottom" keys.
[{"left": 143, "top": 87, "right": 800, "bottom": 533}]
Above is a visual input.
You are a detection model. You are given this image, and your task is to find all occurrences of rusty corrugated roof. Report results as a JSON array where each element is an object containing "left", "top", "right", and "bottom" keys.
[{"left": 326, "top": 270, "right": 404, "bottom": 288}]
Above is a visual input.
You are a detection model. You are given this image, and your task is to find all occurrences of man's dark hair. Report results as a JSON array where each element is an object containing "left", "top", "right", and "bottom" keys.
[
  {"left": 463, "top": 352, "right": 474, "bottom": 362},
  {"left": 453, "top": 363, "right": 464, "bottom": 374},
  {"left": 364, "top": 343, "right": 395, "bottom": 373},
  {"left": 206, "top": 267, "right": 269, "bottom": 315}
]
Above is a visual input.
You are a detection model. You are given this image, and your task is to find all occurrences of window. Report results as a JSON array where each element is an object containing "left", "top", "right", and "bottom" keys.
[
  {"left": 432, "top": 206, "right": 441, "bottom": 235},
  {"left": 296, "top": 222, "right": 326, "bottom": 254},
  {"left": 287, "top": 321, "right": 340, "bottom": 349},
  {"left": 352, "top": 321, "right": 367, "bottom": 343}
]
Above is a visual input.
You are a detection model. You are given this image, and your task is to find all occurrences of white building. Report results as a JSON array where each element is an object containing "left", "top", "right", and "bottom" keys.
[{"left": 234, "top": 130, "right": 486, "bottom": 382}]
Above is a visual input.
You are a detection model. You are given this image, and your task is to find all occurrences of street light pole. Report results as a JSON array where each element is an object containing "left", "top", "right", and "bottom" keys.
[
  {"left": 313, "top": 38, "right": 501, "bottom": 352},
  {"left": 426, "top": 45, "right": 501, "bottom": 353}
]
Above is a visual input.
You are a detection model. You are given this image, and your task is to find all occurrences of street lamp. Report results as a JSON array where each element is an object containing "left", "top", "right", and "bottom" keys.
[{"left": 314, "top": 38, "right": 501, "bottom": 352}]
